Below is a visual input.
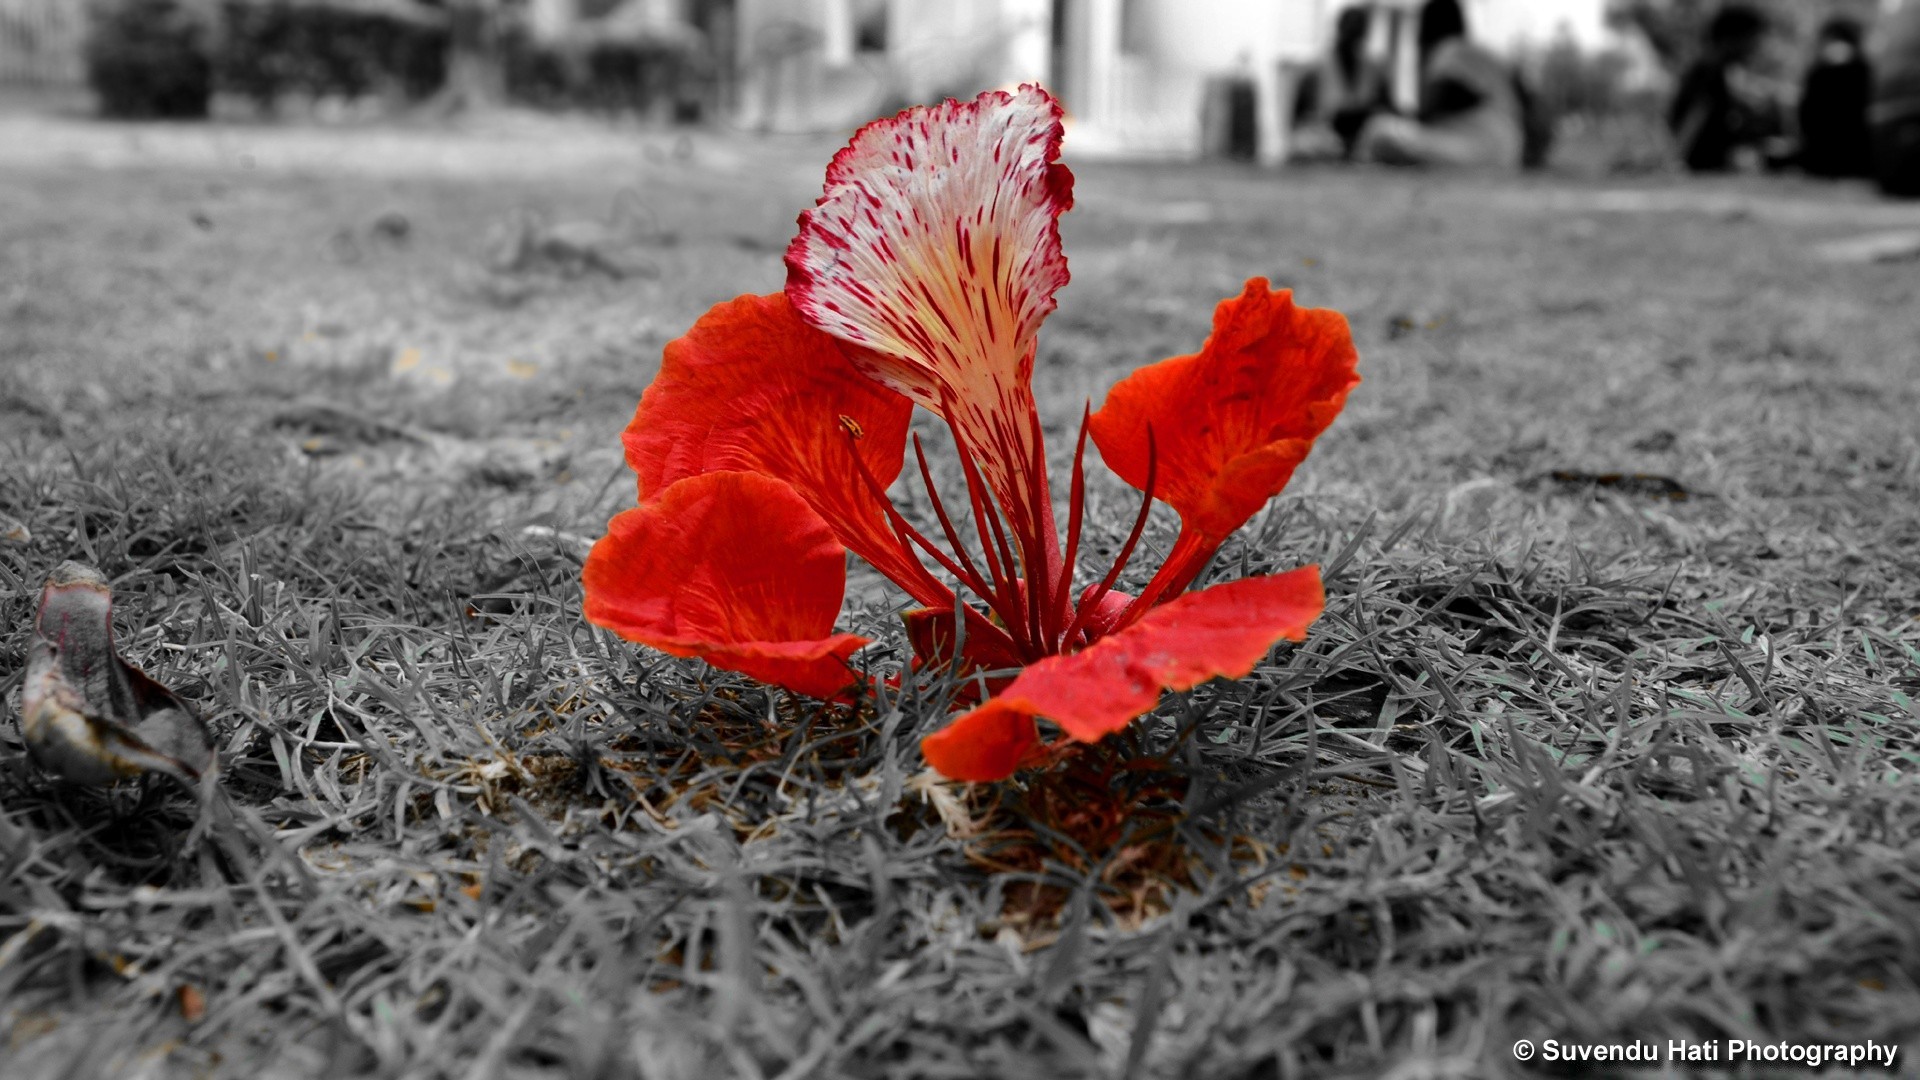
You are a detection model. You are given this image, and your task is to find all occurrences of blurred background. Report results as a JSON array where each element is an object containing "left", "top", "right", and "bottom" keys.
[
  {"left": 0, "top": 0, "right": 1914, "bottom": 189},
  {"left": 3, "top": 14, "right": 1918, "bottom": 1073}
]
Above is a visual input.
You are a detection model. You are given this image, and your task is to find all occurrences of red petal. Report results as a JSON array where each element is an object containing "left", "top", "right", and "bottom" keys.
[
  {"left": 1089, "top": 280, "right": 1359, "bottom": 541},
  {"left": 919, "top": 700, "right": 1044, "bottom": 783},
  {"left": 1072, "top": 585, "right": 1133, "bottom": 641},
  {"left": 903, "top": 605, "right": 1025, "bottom": 672},
  {"left": 626, "top": 291, "right": 942, "bottom": 606},
  {"left": 785, "top": 86, "right": 1074, "bottom": 575},
  {"left": 903, "top": 605, "right": 1025, "bottom": 699},
  {"left": 584, "top": 471, "right": 869, "bottom": 701},
  {"left": 924, "top": 567, "right": 1324, "bottom": 775}
]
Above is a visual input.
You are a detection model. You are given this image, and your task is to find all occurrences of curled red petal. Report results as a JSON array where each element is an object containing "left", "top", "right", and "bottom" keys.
[
  {"left": 1071, "top": 585, "right": 1133, "bottom": 642},
  {"left": 584, "top": 471, "right": 869, "bottom": 701},
  {"left": 919, "top": 699, "right": 1045, "bottom": 783},
  {"left": 680, "top": 637, "right": 872, "bottom": 704},
  {"left": 903, "top": 604, "right": 1025, "bottom": 701},
  {"left": 903, "top": 605, "right": 1025, "bottom": 673},
  {"left": 785, "top": 85, "right": 1074, "bottom": 586},
  {"left": 926, "top": 567, "right": 1325, "bottom": 769},
  {"left": 625, "top": 291, "right": 942, "bottom": 607},
  {"left": 1089, "top": 279, "right": 1359, "bottom": 541}
]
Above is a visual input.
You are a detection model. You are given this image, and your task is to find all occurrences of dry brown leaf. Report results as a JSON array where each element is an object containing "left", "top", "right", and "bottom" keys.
[{"left": 20, "top": 562, "right": 215, "bottom": 788}]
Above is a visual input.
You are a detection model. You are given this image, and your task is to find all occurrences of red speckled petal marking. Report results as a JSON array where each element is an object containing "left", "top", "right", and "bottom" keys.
[
  {"left": 785, "top": 85, "right": 1074, "bottom": 561},
  {"left": 920, "top": 567, "right": 1325, "bottom": 779},
  {"left": 584, "top": 471, "right": 870, "bottom": 701}
]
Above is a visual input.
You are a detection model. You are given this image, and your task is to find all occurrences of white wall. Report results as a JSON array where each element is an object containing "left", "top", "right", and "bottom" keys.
[
  {"left": 1467, "top": 0, "right": 1612, "bottom": 51},
  {"left": 1124, "top": 0, "right": 1328, "bottom": 69},
  {"left": 888, "top": 0, "right": 1033, "bottom": 99}
]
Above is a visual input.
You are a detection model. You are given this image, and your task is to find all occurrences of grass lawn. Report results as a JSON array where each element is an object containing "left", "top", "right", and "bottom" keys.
[{"left": 3, "top": 112, "right": 1920, "bottom": 1078}]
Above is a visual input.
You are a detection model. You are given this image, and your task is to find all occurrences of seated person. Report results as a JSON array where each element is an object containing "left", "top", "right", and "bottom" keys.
[
  {"left": 1668, "top": 5, "right": 1776, "bottom": 172},
  {"left": 1799, "top": 17, "right": 1874, "bottom": 178},
  {"left": 1873, "top": 0, "right": 1920, "bottom": 195},
  {"left": 1356, "top": 0, "right": 1523, "bottom": 168},
  {"left": 1292, "top": 6, "right": 1395, "bottom": 161}
]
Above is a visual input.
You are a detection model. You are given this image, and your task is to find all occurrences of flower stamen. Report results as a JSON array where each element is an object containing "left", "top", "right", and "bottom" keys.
[
  {"left": 840, "top": 430, "right": 979, "bottom": 604},
  {"left": 1022, "top": 409, "right": 1052, "bottom": 651},
  {"left": 947, "top": 414, "right": 1035, "bottom": 654},
  {"left": 1052, "top": 405, "right": 1093, "bottom": 651},
  {"left": 910, "top": 432, "right": 1000, "bottom": 616},
  {"left": 1063, "top": 427, "right": 1158, "bottom": 647}
]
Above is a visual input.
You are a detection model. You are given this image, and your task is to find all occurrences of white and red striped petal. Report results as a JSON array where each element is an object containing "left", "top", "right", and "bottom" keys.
[
  {"left": 785, "top": 86, "right": 1074, "bottom": 587},
  {"left": 786, "top": 85, "right": 1072, "bottom": 405}
]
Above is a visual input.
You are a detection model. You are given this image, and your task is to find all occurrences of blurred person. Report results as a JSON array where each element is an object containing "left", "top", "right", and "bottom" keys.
[
  {"left": 1667, "top": 4, "right": 1777, "bottom": 172},
  {"left": 1292, "top": 5, "right": 1395, "bottom": 161},
  {"left": 1797, "top": 17, "right": 1873, "bottom": 178},
  {"left": 1873, "top": 0, "right": 1920, "bottom": 196},
  {"left": 1356, "top": 0, "right": 1524, "bottom": 168}
]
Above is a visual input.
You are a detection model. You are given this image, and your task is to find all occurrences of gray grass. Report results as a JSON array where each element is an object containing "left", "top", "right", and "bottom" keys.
[{"left": 3, "top": 125, "right": 1919, "bottom": 1078}]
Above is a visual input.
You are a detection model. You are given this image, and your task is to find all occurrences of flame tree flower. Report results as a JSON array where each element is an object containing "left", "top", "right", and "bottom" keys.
[{"left": 584, "top": 86, "right": 1359, "bottom": 783}]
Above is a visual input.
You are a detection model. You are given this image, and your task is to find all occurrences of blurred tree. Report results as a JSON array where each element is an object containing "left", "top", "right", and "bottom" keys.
[
  {"left": 217, "top": 0, "right": 449, "bottom": 112},
  {"left": 1606, "top": 0, "right": 1882, "bottom": 73},
  {"left": 428, "top": 0, "right": 515, "bottom": 110},
  {"left": 1606, "top": 0, "right": 1727, "bottom": 70},
  {"left": 84, "top": 0, "right": 214, "bottom": 118},
  {"left": 1531, "top": 32, "right": 1636, "bottom": 120}
]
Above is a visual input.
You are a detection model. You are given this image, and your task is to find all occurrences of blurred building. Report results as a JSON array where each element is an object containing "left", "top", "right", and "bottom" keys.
[
  {"left": 732, "top": 0, "right": 1322, "bottom": 156},
  {"left": 0, "top": 0, "right": 85, "bottom": 85},
  {"left": 731, "top": 0, "right": 1622, "bottom": 159},
  {"left": 4, "top": 0, "right": 1651, "bottom": 155}
]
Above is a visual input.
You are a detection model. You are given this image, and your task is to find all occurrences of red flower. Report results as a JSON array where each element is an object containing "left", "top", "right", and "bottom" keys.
[{"left": 585, "top": 86, "right": 1359, "bottom": 782}]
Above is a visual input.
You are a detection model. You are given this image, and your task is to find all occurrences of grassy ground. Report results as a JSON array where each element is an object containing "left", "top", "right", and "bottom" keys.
[{"left": 3, "top": 111, "right": 1920, "bottom": 1079}]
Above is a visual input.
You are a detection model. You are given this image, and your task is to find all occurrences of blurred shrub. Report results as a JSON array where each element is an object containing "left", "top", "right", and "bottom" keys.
[
  {"left": 84, "top": 0, "right": 215, "bottom": 119},
  {"left": 1513, "top": 37, "right": 1675, "bottom": 175},
  {"left": 1606, "top": 0, "right": 1881, "bottom": 78},
  {"left": 85, "top": 0, "right": 716, "bottom": 120},
  {"left": 501, "top": 26, "right": 711, "bottom": 120},
  {"left": 1531, "top": 37, "right": 1637, "bottom": 122},
  {"left": 215, "top": 0, "right": 447, "bottom": 111}
]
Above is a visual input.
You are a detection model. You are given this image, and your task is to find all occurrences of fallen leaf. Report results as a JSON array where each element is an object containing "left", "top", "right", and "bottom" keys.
[
  {"left": 1814, "top": 230, "right": 1920, "bottom": 264},
  {"left": 372, "top": 210, "right": 411, "bottom": 243},
  {"left": 270, "top": 401, "right": 426, "bottom": 447},
  {"left": 177, "top": 984, "right": 206, "bottom": 1023},
  {"left": 1532, "top": 470, "right": 1691, "bottom": 501},
  {"left": 20, "top": 562, "right": 216, "bottom": 788}
]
